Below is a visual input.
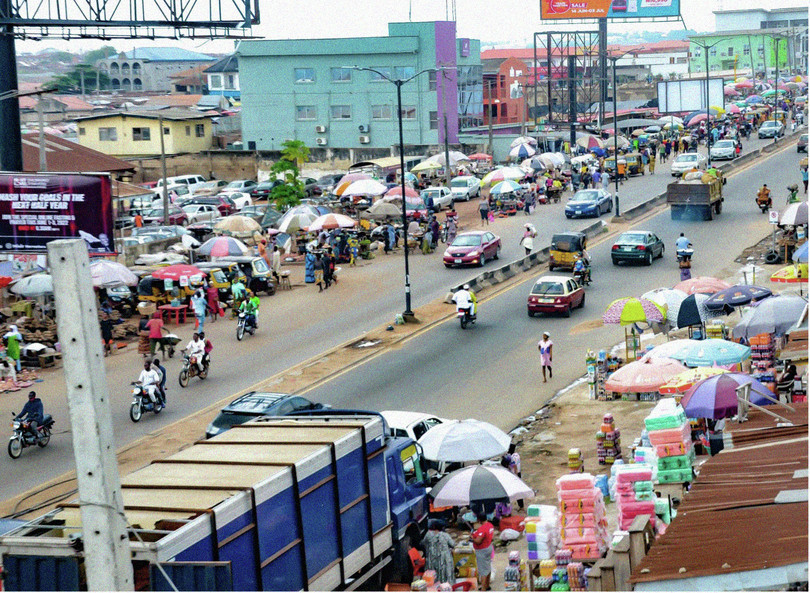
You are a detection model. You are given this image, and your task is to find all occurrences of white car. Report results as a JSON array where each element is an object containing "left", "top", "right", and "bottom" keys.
[
  {"left": 449, "top": 176, "right": 480, "bottom": 201},
  {"left": 709, "top": 139, "right": 736, "bottom": 161},
  {"left": 670, "top": 152, "right": 707, "bottom": 177},
  {"left": 380, "top": 410, "right": 449, "bottom": 441},
  {"left": 225, "top": 192, "right": 253, "bottom": 210},
  {"left": 156, "top": 174, "right": 207, "bottom": 193},
  {"left": 182, "top": 204, "right": 220, "bottom": 224},
  {"left": 420, "top": 186, "right": 454, "bottom": 210},
  {"left": 221, "top": 179, "right": 258, "bottom": 194}
]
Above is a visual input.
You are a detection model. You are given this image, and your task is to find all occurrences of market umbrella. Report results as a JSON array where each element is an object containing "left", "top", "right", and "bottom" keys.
[
  {"left": 10, "top": 274, "right": 53, "bottom": 297},
  {"left": 657, "top": 115, "right": 683, "bottom": 126},
  {"left": 724, "top": 87, "right": 739, "bottom": 97},
  {"left": 686, "top": 113, "right": 709, "bottom": 127},
  {"left": 731, "top": 294, "right": 808, "bottom": 339},
  {"left": 384, "top": 185, "right": 420, "bottom": 199},
  {"left": 735, "top": 80, "right": 754, "bottom": 89},
  {"left": 424, "top": 151, "right": 470, "bottom": 167},
  {"left": 602, "top": 297, "right": 665, "bottom": 326},
  {"left": 430, "top": 465, "right": 535, "bottom": 506},
  {"left": 490, "top": 180, "right": 522, "bottom": 195},
  {"left": 762, "top": 89, "right": 786, "bottom": 97},
  {"left": 468, "top": 152, "right": 493, "bottom": 161},
  {"left": 725, "top": 104, "right": 741, "bottom": 114},
  {"left": 658, "top": 367, "right": 730, "bottom": 395},
  {"left": 704, "top": 285, "right": 772, "bottom": 311},
  {"left": 680, "top": 373, "right": 774, "bottom": 419},
  {"left": 794, "top": 242, "right": 808, "bottom": 263},
  {"left": 734, "top": 101, "right": 748, "bottom": 108},
  {"left": 410, "top": 160, "right": 443, "bottom": 173},
  {"left": 152, "top": 264, "right": 204, "bottom": 283},
  {"left": 644, "top": 125, "right": 662, "bottom": 133},
  {"left": 779, "top": 202, "right": 808, "bottom": 226},
  {"left": 510, "top": 136, "right": 537, "bottom": 148},
  {"left": 604, "top": 356, "right": 688, "bottom": 394},
  {"left": 341, "top": 179, "right": 388, "bottom": 197},
  {"left": 662, "top": 122, "right": 683, "bottom": 131},
  {"left": 89, "top": 260, "right": 138, "bottom": 288},
  {"left": 673, "top": 276, "right": 731, "bottom": 295},
  {"left": 651, "top": 338, "right": 750, "bottom": 367},
  {"left": 307, "top": 212, "right": 357, "bottom": 232},
  {"left": 509, "top": 143, "right": 536, "bottom": 159},
  {"left": 333, "top": 173, "right": 372, "bottom": 196},
  {"left": 196, "top": 236, "right": 250, "bottom": 258},
  {"left": 575, "top": 135, "right": 605, "bottom": 150},
  {"left": 770, "top": 264, "right": 808, "bottom": 284},
  {"left": 417, "top": 419, "right": 511, "bottom": 462},
  {"left": 631, "top": 128, "right": 647, "bottom": 137},
  {"left": 642, "top": 288, "right": 688, "bottom": 329},
  {"left": 480, "top": 167, "right": 525, "bottom": 187},
  {"left": 614, "top": 135, "right": 631, "bottom": 148},
  {"left": 214, "top": 215, "right": 261, "bottom": 235},
  {"left": 746, "top": 95, "right": 763, "bottom": 104},
  {"left": 365, "top": 201, "right": 402, "bottom": 218},
  {"left": 676, "top": 293, "right": 727, "bottom": 328},
  {"left": 277, "top": 212, "right": 318, "bottom": 234}
]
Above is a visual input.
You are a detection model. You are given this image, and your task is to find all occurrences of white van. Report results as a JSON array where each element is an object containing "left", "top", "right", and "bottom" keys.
[{"left": 156, "top": 175, "right": 207, "bottom": 193}]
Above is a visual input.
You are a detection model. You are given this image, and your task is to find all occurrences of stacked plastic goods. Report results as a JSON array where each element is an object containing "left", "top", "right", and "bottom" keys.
[
  {"left": 533, "top": 559, "right": 556, "bottom": 590},
  {"left": 503, "top": 550, "right": 527, "bottom": 591},
  {"left": 568, "top": 448, "right": 584, "bottom": 473},
  {"left": 596, "top": 413, "right": 621, "bottom": 465},
  {"left": 556, "top": 474, "right": 608, "bottom": 560},
  {"left": 614, "top": 464, "right": 655, "bottom": 530},
  {"left": 567, "top": 562, "right": 586, "bottom": 591},
  {"left": 551, "top": 550, "right": 570, "bottom": 592},
  {"left": 645, "top": 399, "right": 694, "bottom": 485},
  {"left": 525, "top": 504, "right": 560, "bottom": 561},
  {"left": 750, "top": 333, "right": 776, "bottom": 390}
]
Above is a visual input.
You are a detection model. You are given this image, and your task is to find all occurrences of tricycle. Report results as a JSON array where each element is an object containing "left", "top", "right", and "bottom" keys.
[{"left": 549, "top": 231, "right": 587, "bottom": 272}]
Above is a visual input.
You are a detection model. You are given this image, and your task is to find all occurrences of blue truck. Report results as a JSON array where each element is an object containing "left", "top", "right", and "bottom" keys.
[{"left": 0, "top": 414, "right": 429, "bottom": 591}]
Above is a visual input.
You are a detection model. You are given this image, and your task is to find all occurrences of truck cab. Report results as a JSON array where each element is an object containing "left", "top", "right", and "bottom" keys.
[{"left": 385, "top": 437, "right": 429, "bottom": 543}]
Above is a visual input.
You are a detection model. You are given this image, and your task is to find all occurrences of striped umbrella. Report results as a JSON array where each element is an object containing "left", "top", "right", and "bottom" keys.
[
  {"left": 680, "top": 373, "right": 774, "bottom": 419},
  {"left": 602, "top": 297, "right": 665, "bottom": 326},
  {"left": 334, "top": 173, "right": 372, "bottom": 196},
  {"left": 430, "top": 465, "right": 535, "bottom": 506},
  {"left": 490, "top": 180, "right": 522, "bottom": 195},
  {"left": 509, "top": 143, "right": 536, "bottom": 159},
  {"left": 306, "top": 212, "right": 357, "bottom": 232},
  {"left": 196, "top": 236, "right": 250, "bottom": 258},
  {"left": 480, "top": 167, "right": 525, "bottom": 187},
  {"left": 651, "top": 339, "right": 751, "bottom": 368}
]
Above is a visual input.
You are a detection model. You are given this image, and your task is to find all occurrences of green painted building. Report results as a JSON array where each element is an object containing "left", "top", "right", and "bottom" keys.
[
  {"left": 689, "top": 29, "right": 792, "bottom": 77},
  {"left": 236, "top": 21, "right": 482, "bottom": 154}
]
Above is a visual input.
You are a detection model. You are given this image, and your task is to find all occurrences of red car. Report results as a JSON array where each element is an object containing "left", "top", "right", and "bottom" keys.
[
  {"left": 443, "top": 231, "right": 501, "bottom": 267},
  {"left": 527, "top": 275, "right": 585, "bottom": 317},
  {"left": 143, "top": 205, "right": 188, "bottom": 226},
  {"left": 187, "top": 195, "right": 237, "bottom": 216}
]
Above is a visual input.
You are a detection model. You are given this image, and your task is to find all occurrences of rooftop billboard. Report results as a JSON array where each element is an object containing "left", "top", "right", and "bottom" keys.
[{"left": 540, "top": 0, "right": 680, "bottom": 19}]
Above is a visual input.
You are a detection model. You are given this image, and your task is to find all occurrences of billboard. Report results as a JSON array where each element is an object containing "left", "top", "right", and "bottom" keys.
[
  {"left": 657, "top": 78, "right": 725, "bottom": 114},
  {"left": 541, "top": 0, "right": 680, "bottom": 19},
  {"left": 0, "top": 173, "right": 114, "bottom": 254}
]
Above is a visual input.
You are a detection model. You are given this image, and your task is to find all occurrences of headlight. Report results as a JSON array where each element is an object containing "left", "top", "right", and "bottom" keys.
[{"left": 468, "top": 251, "right": 480, "bottom": 257}]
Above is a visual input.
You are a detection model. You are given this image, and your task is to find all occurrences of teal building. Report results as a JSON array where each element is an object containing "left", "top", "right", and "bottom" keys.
[
  {"left": 237, "top": 22, "right": 482, "bottom": 153},
  {"left": 688, "top": 30, "right": 793, "bottom": 76}
]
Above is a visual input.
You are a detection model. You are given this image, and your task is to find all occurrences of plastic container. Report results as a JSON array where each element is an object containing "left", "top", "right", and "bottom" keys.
[
  {"left": 657, "top": 453, "right": 693, "bottom": 471},
  {"left": 654, "top": 439, "right": 691, "bottom": 458},
  {"left": 556, "top": 474, "right": 596, "bottom": 491},
  {"left": 647, "top": 422, "right": 691, "bottom": 446},
  {"left": 658, "top": 468, "right": 693, "bottom": 483},
  {"left": 644, "top": 399, "right": 687, "bottom": 431}
]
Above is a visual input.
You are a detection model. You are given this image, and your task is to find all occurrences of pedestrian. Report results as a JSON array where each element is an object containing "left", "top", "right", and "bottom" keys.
[
  {"left": 314, "top": 252, "right": 325, "bottom": 291},
  {"left": 190, "top": 289, "right": 207, "bottom": 332},
  {"left": 323, "top": 253, "right": 335, "bottom": 289},
  {"left": 429, "top": 216, "right": 440, "bottom": 250},
  {"left": 649, "top": 152, "right": 656, "bottom": 174},
  {"left": 591, "top": 168, "right": 601, "bottom": 188},
  {"left": 478, "top": 196, "right": 490, "bottom": 226},
  {"left": 519, "top": 229, "right": 534, "bottom": 256},
  {"left": 134, "top": 212, "right": 143, "bottom": 228},
  {"left": 271, "top": 245, "right": 281, "bottom": 282},
  {"left": 537, "top": 331, "right": 553, "bottom": 382},
  {"left": 206, "top": 282, "right": 222, "bottom": 322},
  {"left": 386, "top": 224, "right": 397, "bottom": 252},
  {"left": 471, "top": 511, "right": 495, "bottom": 591},
  {"left": 601, "top": 168, "right": 610, "bottom": 190},
  {"left": 664, "top": 140, "right": 671, "bottom": 161},
  {"left": 422, "top": 520, "right": 455, "bottom": 585},
  {"left": 446, "top": 216, "right": 457, "bottom": 244},
  {"left": 802, "top": 165, "right": 808, "bottom": 194},
  {"left": 658, "top": 142, "right": 666, "bottom": 163},
  {"left": 100, "top": 312, "right": 114, "bottom": 356}
]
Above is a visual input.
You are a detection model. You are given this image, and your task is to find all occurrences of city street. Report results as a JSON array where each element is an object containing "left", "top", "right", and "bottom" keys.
[{"left": 0, "top": 133, "right": 802, "bottom": 504}]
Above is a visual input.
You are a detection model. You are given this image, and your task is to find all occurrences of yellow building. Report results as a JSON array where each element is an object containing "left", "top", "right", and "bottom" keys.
[{"left": 75, "top": 109, "right": 214, "bottom": 157}]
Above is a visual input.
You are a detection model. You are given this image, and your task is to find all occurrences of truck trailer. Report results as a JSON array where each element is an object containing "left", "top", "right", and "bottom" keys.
[{"left": 666, "top": 176, "right": 724, "bottom": 221}]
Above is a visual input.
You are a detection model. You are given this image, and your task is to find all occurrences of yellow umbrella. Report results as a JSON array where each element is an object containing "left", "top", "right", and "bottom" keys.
[
  {"left": 658, "top": 367, "right": 730, "bottom": 395},
  {"left": 411, "top": 160, "right": 442, "bottom": 173},
  {"left": 770, "top": 263, "right": 808, "bottom": 283},
  {"left": 710, "top": 105, "right": 726, "bottom": 115}
]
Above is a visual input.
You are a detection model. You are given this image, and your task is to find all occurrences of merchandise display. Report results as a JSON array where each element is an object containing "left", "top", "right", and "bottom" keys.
[
  {"left": 525, "top": 504, "right": 560, "bottom": 561},
  {"left": 613, "top": 464, "right": 656, "bottom": 530},
  {"left": 644, "top": 400, "right": 695, "bottom": 485},
  {"left": 555, "top": 474, "right": 608, "bottom": 560},
  {"left": 596, "top": 413, "right": 621, "bottom": 465},
  {"left": 568, "top": 447, "right": 584, "bottom": 472}
]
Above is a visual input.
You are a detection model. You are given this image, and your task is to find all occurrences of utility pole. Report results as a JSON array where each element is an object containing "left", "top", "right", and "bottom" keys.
[
  {"left": 48, "top": 239, "right": 134, "bottom": 591},
  {"left": 37, "top": 96, "right": 47, "bottom": 171},
  {"left": 159, "top": 115, "right": 169, "bottom": 222},
  {"left": 487, "top": 79, "right": 494, "bottom": 156},
  {"left": 80, "top": 69, "right": 86, "bottom": 99},
  {"left": 0, "top": 0, "right": 22, "bottom": 171},
  {"left": 441, "top": 69, "right": 452, "bottom": 187},
  {"left": 690, "top": 38, "right": 729, "bottom": 166}
]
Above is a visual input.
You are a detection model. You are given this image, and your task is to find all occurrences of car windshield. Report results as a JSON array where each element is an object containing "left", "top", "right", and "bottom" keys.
[
  {"left": 762, "top": 121, "right": 778, "bottom": 128},
  {"left": 253, "top": 258, "right": 270, "bottom": 273},
  {"left": 226, "top": 181, "right": 246, "bottom": 188},
  {"left": 675, "top": 154, "right": 697, "bottom": 163},
  {"left": 714, "top": 140, "right": 735, "bottom": 148},
  {"left": 451, "top": 179, "right": 470, "bottom": 188},
  {"left": 422, "top": 189, "right": 442, "bottom": 198},
  {"left": 451, "top": 235, "right": 482, "bottom": 247},
  {"left": 531, "top": 281, "right": 564, "bottom": 295},
  {"left": 211, "top": 270, "right": 227, "bottom": 283},
  {"left": 210, "top": 411, "right": 259, "bottom": 431},
  {"left": 619, "top": 233, "right": 646, "bottom": 245},
  {"left": 145, "top": 207, "right": 178, "bottom": 217},
  {"left": 570, "top": 190, "right": 598, "bottom": 203}
]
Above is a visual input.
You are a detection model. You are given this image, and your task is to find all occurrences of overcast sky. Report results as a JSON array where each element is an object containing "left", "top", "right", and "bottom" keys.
[{"left": 16, "top": 0, "right": 807, "bottom": 55}]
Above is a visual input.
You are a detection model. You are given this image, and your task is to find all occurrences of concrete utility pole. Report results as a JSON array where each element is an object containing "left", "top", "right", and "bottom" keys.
[
  {"left": 37, "top": 97, "right": 47, "bottom": 171},
  {"left": 48, "top": 239, "right": 133, "bottom": 591},
  {"left": 159, "top": 115, "right": 170, "bottom": 222}
]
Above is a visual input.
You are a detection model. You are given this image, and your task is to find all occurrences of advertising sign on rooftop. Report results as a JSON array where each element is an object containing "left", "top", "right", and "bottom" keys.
[{"left": 540, "top": 0, "right": 680, "bottom": 19}]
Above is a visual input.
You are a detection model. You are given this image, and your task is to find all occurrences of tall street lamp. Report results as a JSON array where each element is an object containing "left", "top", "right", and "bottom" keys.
[
  {"left": 607, "top": 48, "right": 640, "bottom": 217},
  {"left": 763, "top": 32, "right": 787, "bottom": 144},
  {"left": 689, "top": 38, "right": 729, "bottom": 166},
  {"left": 348, "top": 66, "right": 441, "bottom": 319}
]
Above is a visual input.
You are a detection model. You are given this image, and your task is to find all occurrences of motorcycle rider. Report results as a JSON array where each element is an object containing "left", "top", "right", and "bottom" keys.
[
  {"left": 675, "top": 232, "right": 692, "bottom": 259},
  {"left": 199, "top": 331, "right": 213, "bottom": 370},
  {"left": 573, "top": 252, "right": 591, "bottom": 285},
  {"left": 239, "top": 289, "right": 260, "bottom": 330},
  {"left": 137, "top": 360, "right": 161, "bottom": 404},
  {"left": 231, "top": 276, "right": 246, "bottom": 315},
  {"left": 452, "top": 284, "right": 476, "bottom": 319},
  {"left": 185, "top": 332, "right": 206, "bottom": 374},
  {"left": 152, "top": 358, "right": 167, "bottom": 405},
  {"left": 756, "top": 184, "right": 772, "bottom": 209},
  {"left": 15, "top": 391, "right": 44, "bottom": 442}
]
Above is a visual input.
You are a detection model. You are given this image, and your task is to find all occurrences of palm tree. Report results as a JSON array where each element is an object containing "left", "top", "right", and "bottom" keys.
[{"left": 281, "top": 140, "right": 309, "bottom": 169}]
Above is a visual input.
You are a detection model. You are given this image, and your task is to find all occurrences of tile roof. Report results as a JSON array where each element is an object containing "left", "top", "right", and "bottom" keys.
[
  {"left": 20, "top": 133, "right": 136, "bottom": 174},
  {"left": 121, "top": 47, "right": 214, "bottom": 62},
  {"left": 631, "top": 402, "right": 808, "bottom": 588},
  {"left": 168, "top": 64, "right": 210, "bottom": 84}
]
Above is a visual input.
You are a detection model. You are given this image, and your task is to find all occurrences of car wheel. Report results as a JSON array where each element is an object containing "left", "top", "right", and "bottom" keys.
[
  {"left": 645, "top": 251, "right": 653, "bottom": 266},
  {"left": 612, "top": 258, "right": 620, "bottom": 266},
  {"left": 563, "top": 304, "right": 571, "bottom": 318},
  {"left": 480, "top": 254, "right": 486, "bottom": 267},
  {"left": 658, "top": 245, "right": 665, "bottom": 259},
  {"left": 579, "top": 293, "right": 586, "bottom": 308},
  {"left": 528, "top": 310, "right": 535, "bottom": 318}
]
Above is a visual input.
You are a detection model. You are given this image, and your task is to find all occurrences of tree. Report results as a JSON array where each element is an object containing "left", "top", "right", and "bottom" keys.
[
  {"left": 280, "top": 140, "right": 310, "bottom": 169},
  {"left": 48, "top": 64, "right": 109, "bottom": 93},
  {"left": 268, "top": 159, "right": 303, "bottom": 210},
  {"left": 83, "top": 46, "right": 117, "bottom": 65}
]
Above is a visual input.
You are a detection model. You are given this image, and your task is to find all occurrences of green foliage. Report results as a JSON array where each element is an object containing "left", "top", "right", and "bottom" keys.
[
  {"left": 83, "top": 46, "right": 117, "bottom": 65},
  {"left": 48, "top": 64, "right": 109, "bottom": 93},
  {"left": 280, "top": 139, "right": 310, "bottom": 168},
  {"left": 269, "top": 159, "right": 303, "bottom": 209}
]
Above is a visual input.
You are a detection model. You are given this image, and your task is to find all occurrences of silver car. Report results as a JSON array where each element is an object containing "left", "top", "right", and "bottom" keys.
[
  {"left": 449, "top": 176, "right": 480, "bottom": 201},
  {"left": 709, "top": 139, "right": 736, "bottom": 161},
  {"left": 670, "top": 152, "right": 707, "bottom": 177}
]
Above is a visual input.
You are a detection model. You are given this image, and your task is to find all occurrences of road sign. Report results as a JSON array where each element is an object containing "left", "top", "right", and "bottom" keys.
[{"left": 769, "top": 209, "right": 780, "bottom": 224}]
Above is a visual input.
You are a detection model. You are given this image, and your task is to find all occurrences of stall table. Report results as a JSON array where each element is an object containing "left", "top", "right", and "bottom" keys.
[{"left": 158, "top": 304, "right": 188, "bottom": 325}]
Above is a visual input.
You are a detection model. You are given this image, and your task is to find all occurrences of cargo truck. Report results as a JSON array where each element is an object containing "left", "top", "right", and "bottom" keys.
[
  {"left": 666, "top": 175, "right": 724, "bottom": 221},
  {"left": 0, "top": 414, "right": 429, "bottom": 591}
]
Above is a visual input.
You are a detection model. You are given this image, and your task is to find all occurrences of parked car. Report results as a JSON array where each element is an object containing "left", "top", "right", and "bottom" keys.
[
  {"left": 670, "top": 152, "right": 707, "bottom": 177},
  {"left": 611, "top": 230, "right": 665, "bottom": 266},
  {"left": 301, "top": 177, "right": 323, "bottom": 197},
  {"left": 240, "top": 204, "right": 269, "bottom": 223},
  {"left": 156, "top": 174, "right": 207, "bottom": 193},
  {"left": 709, "top": 139, "right": 737, "bottom": 161},
  {"left": 205, "top": 392, "right": 327, "bottom": 439},
  {"left": 182, "top": 203, "right": 220, "bottom": 224},
  {"left": 527, "top": 275, "right": 585, "bottom": 318},
  {"left": 221, "top": 179, "right": 258, "bottom": 194},
  {"left": 564, "top": 188, "right": 612, "bottom": 218},
  {"left": 449, "top": 176, "right": 480, "bottom": 201},
  {"left": 223, "top": 191, "right": 253, "bottom": 211},
  {"left": 443, "top": 230, "right": 501, "bottom": 267},
  {"left": 758, "top": 120, "right": 784, "bottom": 139},
  {"left": 251, "top": 179, "right": 284, "bottom": 200},
  {"left": 120, "top": 236, "right": 149, "bottom": 249},
  {"left": 142, "top": 205, "right": 188, "bottom": 226},
  {"left": 420, "top": 186, "right": 454, "bottom": 211},
  {"left": 187, "top": 195, "right": 237, "bottom": 216},
  {"left": 133, "top": 224, "right": 189, "bottom": 239},
  {"left": 797, "top": 133, "right": 808, "bottom": 153},
  {"left": 380, "top": 410, "right": 449, "bottom": 441},
  {"left": 316, "top": 173, "right": 345, "bottom": 194},
  {"left": 128, "top": 193, "right": 160, "bottom": 215},
  {"left": 192, "top": 179, "right": 230, "bottom": 197}
]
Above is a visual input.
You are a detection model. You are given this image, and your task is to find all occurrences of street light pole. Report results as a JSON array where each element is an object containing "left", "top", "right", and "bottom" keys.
[
  {"left": 607, "top": 49, "right": 639, "bottom": 217},
  {"left": 689, "top": 38, "right": 729, "bottom": 167}
]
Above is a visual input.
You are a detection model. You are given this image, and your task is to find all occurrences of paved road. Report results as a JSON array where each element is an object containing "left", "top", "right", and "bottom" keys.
[{"left": 0, "top": 133, "right": 800, "bottom": 503}]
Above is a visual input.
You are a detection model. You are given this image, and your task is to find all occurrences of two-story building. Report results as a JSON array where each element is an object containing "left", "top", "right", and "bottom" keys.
[
  {"left": 74, "top": 110, "right": 214, "bottom": 158},
  {"left": 96, "top": 47, "right": 216, "bottom": 93},
  {"left": 237, "top": 21, "right": 482, "bottom": 154},
  {"left": 204, "top": 56, "right": 240, "bottom": 100}
]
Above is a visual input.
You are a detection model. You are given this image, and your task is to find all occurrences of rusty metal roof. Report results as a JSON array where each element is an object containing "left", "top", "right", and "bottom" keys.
[
  {"left": 21, "top": 132, "right": 136, "bottom": 174},
  {"left": 631, "top": 403, "right": 808, "bottom": 587}
]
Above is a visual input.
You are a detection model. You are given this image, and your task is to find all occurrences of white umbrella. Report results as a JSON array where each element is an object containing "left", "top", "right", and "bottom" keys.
[
  {"left": 780, "top": 202, "right": 808, "bottom": 226},
  {"left": 424, "top": 151, "right": 470, "bottom": 168},
  {"left": 341, "top": 179, "right": 388, "bottom": 197},
  {"left": 657, "top": 115, "right": 683, "bottom": 126},
  {"left": 307, "top": 213, "right": 357, "bottom": 232},
  {"left": 89, "top": 260, "right": 138, "bottom": 288},
  {"left": 365, "top": 201, "right": 402, "bottom": 218},
  {"left": 11, "top": 274, "right": 53, "bottom": 297},
  {"left": 510, "top": 136, "right": 537, "bottom": 148},
  {"left": 430, "top": 466, "right": 534, "bottom": 506},
  {"left": 417, "top": 419, "right": 511, "bottom": 462},
  {"left": 642, "top": 288, "right": 688, "bottom": 329},
  {"left": 278, "top": 212, "right": 318, "bottom": 233},
  {"left": 214, "top": 215, "right": 261, "bottom": 235}
]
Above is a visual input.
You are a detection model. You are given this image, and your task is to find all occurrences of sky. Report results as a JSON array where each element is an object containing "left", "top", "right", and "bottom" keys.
[{"left": 15, "top": 0, "right": 807, "bottom": 55}]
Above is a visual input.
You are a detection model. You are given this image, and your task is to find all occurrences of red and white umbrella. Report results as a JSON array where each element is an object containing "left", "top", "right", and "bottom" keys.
[
  {"left": 307, "top": 213, "right": 357, "bottom": 232},
  {"left": 152, "top": 264, "right": 204, "bottom": 283},
  {"left": 673, "top": 276, "right": 731, "bottom": 295},
  {"left": 604, "top": 356, "right": 688, "bottom": 394},
  {"left": 196, "top": 236, "right": 250, "bottom": 258}
]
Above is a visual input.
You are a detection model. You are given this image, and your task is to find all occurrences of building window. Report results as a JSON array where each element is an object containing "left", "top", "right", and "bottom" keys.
[
  {"left": 693, "top": 50, "right": 701, "bottom": 58},
  {"left": 133, "top": 78, "right": 142, "bottom": 91},
  {"left": 676, "top": 57, "right": 687, "bottom": 64},
  {"left": 400, "top": 105, "right": 416, "bottom": 120},
  {"left": 98, "top": 127, "right": 117, "bottom": 141},
  {"left": 709, "top": 48, "right": 717, "bottom": 57},
  {"left": 210, "top": 74, "right": 223, "bottom": 89},
  {"left": 226, "top": 75, "right": 236, "bottom": 90},
  {"left": 294, "top": 68, "right": 315, "bottom": 83},
  {"left": 395, "top": 66, "right": 415, "bottom": 80},
  {"left": 743, "top": 45, "right": 750, "bottom": 55},
  {"left": 429, "top": 111, "right": 438, "bottom": 130},
  {"left": 428, "top": 70, "right": 437, "bottom": 91},
  {"left": 163, "top": 127, "right": 170, "bottom": 135},
  {"left": 330, "top": 105, "right": 352, "bottom": 120},
  {"left": 369, "top": 68, "right": 391, "bottom": 82},
  {"left": 195, "top": 124, "right": 205, "bottom": 137},
  {"left": 185, "top": 125, "right": 191, "bottom": 136},
  {"left": 79, "top": 127, "right": 86, "bottom": 136},
  {"left": 132, "top": 127, "right": 150, "bottom": 141},
  {"left": 330, "top": 67, "right": 352, "bottom": 83},
  {"left": 296, "top": 105, "right": 317, "bottom": 120},
  {"left": 371, "top": 105, "right": 391, "bottom": 120},
  {"left": 728, "top": 47, "right": 734, "bottom": 56}
]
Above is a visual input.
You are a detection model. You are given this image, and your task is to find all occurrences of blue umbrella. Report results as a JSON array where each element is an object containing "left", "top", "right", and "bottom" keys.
[
  {"left": 746, "top": 95, "right": 763, "bottom": 104},
  {"left": 793, "top": 242, "right": 808, "bottom": 263},
  {"left": 663, "top": 338, "right": 751, "bottom": 367},
  {"left": 704, "top": 285, "right": 773, "bottom": 311},
  {"left": 681, "top": 373, "right": 774, "bottom": 419},
  {"left": 490, "top": 180, "right": 522, "bottom": 195}
]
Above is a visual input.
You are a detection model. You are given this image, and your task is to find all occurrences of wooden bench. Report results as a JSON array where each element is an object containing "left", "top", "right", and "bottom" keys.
[{"left": 38, "top": 352, "right": 62, "bottom": 368}]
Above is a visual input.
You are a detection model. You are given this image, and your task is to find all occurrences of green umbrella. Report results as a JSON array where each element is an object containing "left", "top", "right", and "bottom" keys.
[{"left": 761, "top": 89, "right": 786, "bottom": 97}]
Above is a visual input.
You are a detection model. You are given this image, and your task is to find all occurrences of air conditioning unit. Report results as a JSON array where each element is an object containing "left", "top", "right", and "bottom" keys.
[
  {"left": 315, "top": 137, "right": 328, "bottom": 146},
  {"left": 359, "top": 135, "right": 370, "bottom": 144},
  {"left": 358, "top": 124, "right": 370, "bottom": 133},
  {"left": 315, "top": 125, "right": 327, "bottom": 133}
]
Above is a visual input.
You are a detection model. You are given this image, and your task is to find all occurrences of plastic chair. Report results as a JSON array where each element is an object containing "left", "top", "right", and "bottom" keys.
[{"left": 452, "top": 582, "right": 474, "bottom": 591}]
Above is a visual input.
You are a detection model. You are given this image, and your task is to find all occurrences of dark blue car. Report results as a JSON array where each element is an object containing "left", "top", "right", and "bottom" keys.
[{"left": 564, "top": 188, "right": 612, "bottom": 218}]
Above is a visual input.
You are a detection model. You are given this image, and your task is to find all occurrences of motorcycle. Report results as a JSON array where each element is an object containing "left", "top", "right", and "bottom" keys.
[
  {"left": 457, "top": 306, "right": 476, "bottom": 329},
  {"left": 574, "top": 266, "right": 592, "bottom": 287},
  {"left": 755, "top": 193, "right": 772, "bottom": 213},
  {"left": 8, "top": 412, "right": 55, "bottom": 458},
  {"left": 179, "top": 352, "right": 208, "bottom": 387},
  {"left": 129, "top": 382, "right": 163, "bottom": 422},
  {"left": 236, "top": 311, "right": 256, "bottom": 341}
]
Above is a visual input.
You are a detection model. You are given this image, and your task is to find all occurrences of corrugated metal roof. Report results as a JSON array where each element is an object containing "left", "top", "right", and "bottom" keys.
[
  {"left": 74, "top": 109, "right": 213, "bottom": 122},
  {"left": 122, "top": 47, "right": 214, "bottom": 62},
  {"left": 20, "top": 132, "right": 135, "bottom": 174},
  {"left": 204, "top": 55, "right": 238, "bottom": 73},
  {"left": 631, "top": 403, "right": 809, "bottom": 587}
]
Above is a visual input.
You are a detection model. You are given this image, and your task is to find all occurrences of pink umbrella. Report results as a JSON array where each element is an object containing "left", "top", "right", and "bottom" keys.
[
  {"left": 724, "top": 87, "right": 739, "bottom": 97},
  {"left": 306, "top": 212, "right": 357, "bottom": 232},
  {"left": 725, "top": 104, "right": 741, "bottom": 114},
  {"left": 384, "top": 186, "right": 419, "bottom": 199},
  {"left": 673, "top": 276, "right": 731, "bottom": 295},
  {"left": 604, "top": 356, "right": 688, "bottom": 394},
  {"left": 686, "top": 113, "right": 708, "bottom": 126},
  {"left": 735, "top": 80, "right": 754, "bottom": 89}
]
